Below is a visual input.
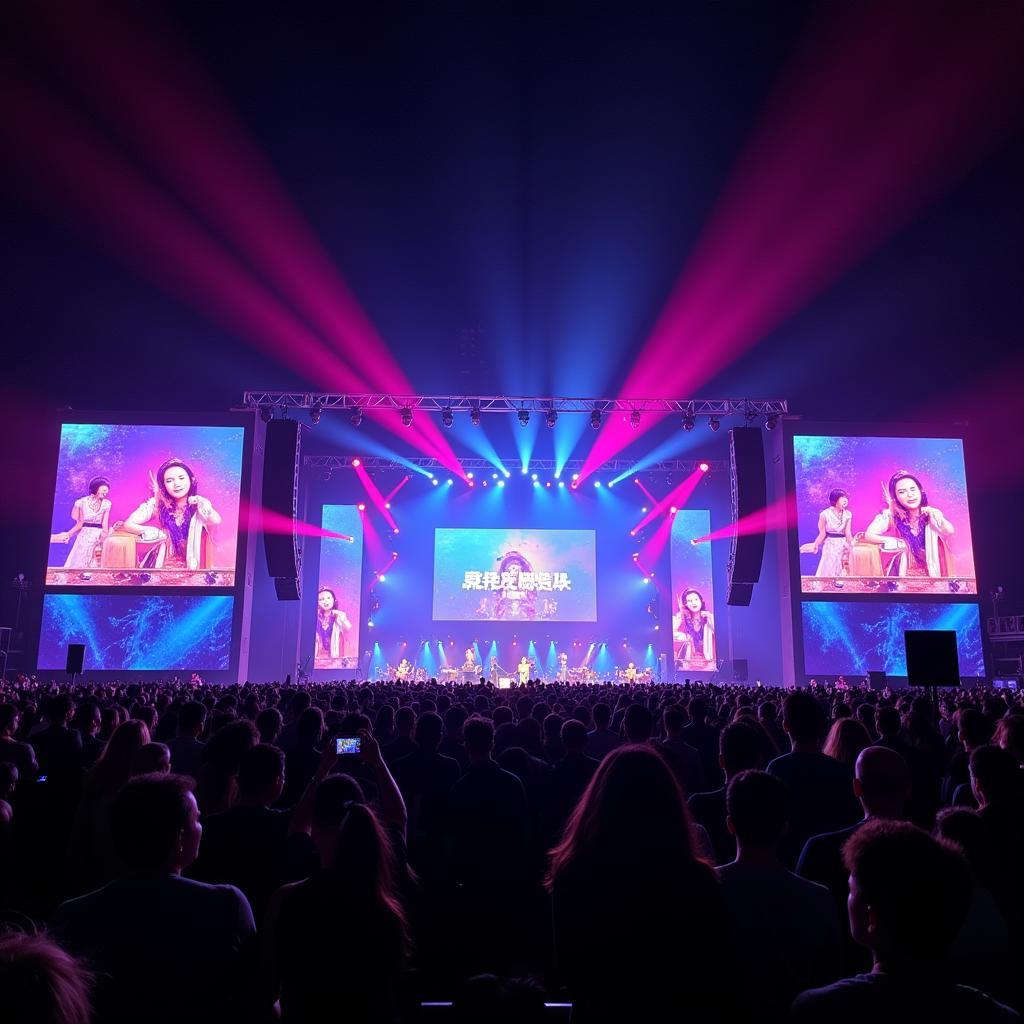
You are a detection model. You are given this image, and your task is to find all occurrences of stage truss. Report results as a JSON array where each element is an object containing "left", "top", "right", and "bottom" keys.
[
  {"left": 243, "top": 390, "right": 789, "bottom": 420},
  {"left": 302, "top": 455, "right": 727, "bottom": 475}
]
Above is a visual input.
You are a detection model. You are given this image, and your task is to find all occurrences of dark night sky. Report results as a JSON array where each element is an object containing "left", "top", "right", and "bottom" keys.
[{"left": 2, "top": 1, "right": 1023, "bottom": 640}]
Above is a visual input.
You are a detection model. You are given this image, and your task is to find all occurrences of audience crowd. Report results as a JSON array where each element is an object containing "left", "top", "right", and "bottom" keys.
[{"left": 0, "top": 673, "right": 1022, "bottom": 1022}]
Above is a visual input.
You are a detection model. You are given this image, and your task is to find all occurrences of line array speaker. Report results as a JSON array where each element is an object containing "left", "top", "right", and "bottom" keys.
[
  {"left": 262, "top": 419, "right": 302, "bottom": 600},
  {"left": 726, "top": 427, "right": 766, "bottom": 607}
]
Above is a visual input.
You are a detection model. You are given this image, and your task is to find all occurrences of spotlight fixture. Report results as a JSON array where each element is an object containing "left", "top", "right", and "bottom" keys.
[
  {"left": 545, "top": 407, "right": 558, "bottom": 429},
  {"left": 441, "top": 406, "right": 454, "bottom": 428},
  {"left": 259, "top": 405, "right": 273, "bottom": 424},
  {"left": 400, "top": 406, "right": 413, "bottom": 427},
  {"left": 765, "top": 413, "right": 779, "bottom": 430},
  {"left": 357, "top": 503, "right": 366, "bottom": 512},
  {"left": 470, "top": 404, "right": 481, "bottom": 427},
  {"left": 350, "top": 407, "right": 363, "bottom": 427},
  {"left": 590, "top": 408, "right": 602, "bottom": 430},
  {"left": 518, "top": 408, "right": 531, "bottom": 427},
  {"left": 744, "top": 406, "right": 758, "bottom": 424},
  {"left": 352, "top": 458, "right": 361, "bottom": 468},
  {"left": 630, "top": 408, "right": 641, "bottom": 430},
  {"left": 709, "top": 416, "right": 720, "bottom": 432},
  {"left": 682, "top": 413, "right": 695, "bottom": 432},
  {"left": 309, "top": 400, "right": 323, "bottom": 425},
  {"left": 698, "top": 461, "right": 710, "bottom": 473}
]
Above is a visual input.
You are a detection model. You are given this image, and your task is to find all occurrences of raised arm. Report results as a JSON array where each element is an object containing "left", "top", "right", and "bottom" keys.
[{"left": 359, "top": 728, "right": 407, "bottom": 837}]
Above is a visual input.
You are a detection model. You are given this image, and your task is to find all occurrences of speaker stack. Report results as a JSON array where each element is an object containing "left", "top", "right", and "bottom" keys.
[
  {"left": 262, "top": 419, "right": 302, "bottom": 600},
  {"left": 726, "top": 427, "right": 766, "bottom": 607}
]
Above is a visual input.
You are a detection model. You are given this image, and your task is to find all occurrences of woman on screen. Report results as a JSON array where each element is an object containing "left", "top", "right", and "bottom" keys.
[
  {"left": 495, "top": 551, "right": 537, "bottom": 620},
  {"left": 314, "top": 586, "right": 352, "bottom": 664},
  {"left": 122, "top": 458, "right": 222, "bottom": 570},
  {"left": 672, "top": 589, "right": 715, "bottom": 667},
  {"left": 799, "top": 488, "right": 853, "bottom": 578},
  {"left": 863, "top": 470, "right": 954, "bottom": 578},
  {"left": 56, "top": 476, "right": 112, "bottom": 570}
]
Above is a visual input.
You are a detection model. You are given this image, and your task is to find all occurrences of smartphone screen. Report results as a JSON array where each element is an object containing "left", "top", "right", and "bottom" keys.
[{"left": 336, "top": 737, "right": 361, "bottom": 755}]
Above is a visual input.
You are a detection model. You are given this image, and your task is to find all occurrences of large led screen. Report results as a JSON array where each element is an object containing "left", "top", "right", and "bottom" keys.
[
  {"left": 47, "top": 423, "right": 245, "bottom": 588},
  {"left": 39, "top": 594, "right": 234, "bottom": 671},
  {"left": 313, "top": 505, "right": 364, "bottom": 671},
  {"left": 801, "top": 601, "right": 984, "bottom": 679},
  {"left": 669, "top": 511, "right": 716, "bottom": 671},
  {"left": 793, "top": 435, "right": 976, "bottom": 596},
  {"left": 433, "top": 528, "right": 597, "bottom": 621}
]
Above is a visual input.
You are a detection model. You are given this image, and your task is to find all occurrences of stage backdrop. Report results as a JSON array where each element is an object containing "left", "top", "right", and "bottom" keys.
[
  {"left": 792, "top": 434, "right": 975, "bottom": 595},
  {"left": 669, "top": 510, "right": 716, "bottom": 671},
  {"left": 38, "top": 594, "right": 233, "bottom": 671},
  {"left": 47, "top": 422, "right": 245, "bottom": 588},
  {"left": 312, "top": 505, "right": 363, "bottom": 670},
  {"left": 433, "top": 528, "right": 597, "bottom": 621},
  {"left": 801, "top": 601, "right": 984, "bottom": 679}
]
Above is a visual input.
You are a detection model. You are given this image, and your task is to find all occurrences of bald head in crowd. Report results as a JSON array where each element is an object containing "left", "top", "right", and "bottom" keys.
[{"left": 853, "top": 745, "right": 911, "bottom": 820}]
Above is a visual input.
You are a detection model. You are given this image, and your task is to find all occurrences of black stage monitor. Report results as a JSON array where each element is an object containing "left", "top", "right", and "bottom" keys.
[{"left": 905, "top": 630, "right": 960, "bottom": 688}]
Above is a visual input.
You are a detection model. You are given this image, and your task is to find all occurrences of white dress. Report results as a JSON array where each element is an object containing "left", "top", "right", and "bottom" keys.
[
  {"left": 64, "top": 497, "right": 111, "bottom": 569},
  {"left": 815, "top": 507, "right": 851, "bottom": 577}
]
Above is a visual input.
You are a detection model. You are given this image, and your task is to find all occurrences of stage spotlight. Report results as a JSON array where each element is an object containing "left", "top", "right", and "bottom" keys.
[
  {"left": 378, "top": 574, "right": 386, "bottom": 582},
  {"left": 532, "top": 480, "right": 539, "bottom": 487},
  {"left": 545, "top": 407, "right": 558, "bottom": 429},
  {"left": 352, "top": 458, "right": 362, "bottom": 468},
  {"left": 518, "top": 409, "right": 531, "bottom": 427},
  {"left": 350, "top": 407, "right": 363, "bottom": 427},
  {"left": 558, "top": 481, "right": 565, "bottom": 488},
  {"left": 641, "top": 507, "right": 648, "bottom": 513},
  {"left": 357, "top": 503, "right": 366, "bottom": 511},
  {"left": 497, "top": 479, "right": 505, "bottom": 488},
  {"left": 594, "top": 480, "right": 602, "bottom": 488},
  {"left": 531, "top": 472, "right": 538, "bottom": 481},
  {"left": 670, "top": 505, "right": 677, "bottom": 514},
  {"left": 744, "top": 406, "right": 758, "bottom": 424},
  {"left": 765, "top": 413, "right": 779, "bottom": 430},
  {"left": 400, "top": 406, "right": 413, "bottom": 427},
  {"left": 503, "top": 469, "right": 511, "bottom": 478},
  {"left": 521, "top": 467, "right": 528, "bottom": 475},
  {"left": 492, "top": 472, "right": 499, "bottom": 479},
  {"left": 590, "top": 408, "right": 602, "bottom": 430},
  {"left": 441, "top": 406, "right": 454, "bottom": 428},
  {"left": 259, "top": 405, "right": 273, "bottom": 424},
  {"left": 432, "top": 478, "right": 439, "bottom": 486},
  {"left": 572, "top": 473, "right": 580, "bottom": 481},
  {"left": 385, "top": 502, "right": 391, "bottom": 509},
  {"left": 630, "top": 408, "right": 641, "bottom": 430},
  {"left": 546, "top": 481, "right": 551, "bottom": 488},
  {"left": 446, "top": 478, "right": 454, "bottom": 486},
  {"left": 470, "top": 404, "right": 481, "bottom": 427},
  {"left": 310, "top": 400, "right": 323, "bottom": 425},
  {"left": 698, "top": 461, "right": 710, "bottom": 473},
  {"left": 467, "top": 472, "right": 474, "bottom": 479},
  {"left": 367, "top": 619, "right": 374, "bottom": 628},
  {"left": 632, "top": 552, "right": 639, "bottom": 560},
  {"left": 642, "top": 578, "right": 649, "bottom": 585},
  {"left": 709, "top": 416, "right": 720, "bottom": 432},
  {"left": 682, "top": 413, "right": 695, "bottom": 432}
]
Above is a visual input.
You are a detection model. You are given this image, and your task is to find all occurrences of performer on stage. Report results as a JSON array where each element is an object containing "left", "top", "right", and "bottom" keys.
[
  {"left": 863, "top": 470, "right": 955, "bottom": 578},
  {"left": 462, "top": 648, "right": 479, "bottom": 672},
  {"left": 557, "top": 651, "right": 569, "bottom": 683},
  {"left": 55, "top": 476, "right": 112, "bottom": 570},
  {"left": 122, "top": 458, "right": 222, "bottom": 570},
  {"left": 489, "top": 656, "right": 500, "bottom": 685},
  {"left": 395, "top": 658, "right": 412, "bottom": 680},
  {"left": 800, "top": 488, "right": 853, "bottom": 578},
  {"left": 517, "top": 656, "right": 532, "bottom": 685},
  {"left": 313, "top": 586, "right": 352, "bottom": 667},
  {"left": 624, "top": 662, "right": 638, "bottom": 683},
  {"left": 673, "top": 588, "right": 716, "bottom": 668}
]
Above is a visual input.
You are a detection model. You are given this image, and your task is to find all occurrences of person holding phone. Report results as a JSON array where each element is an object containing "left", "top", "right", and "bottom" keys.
[{"left": 262, "top": 729, "right": 409, "bottom": 1022}]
